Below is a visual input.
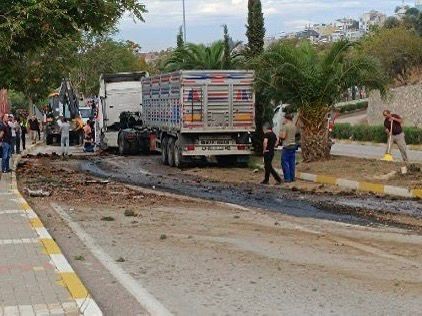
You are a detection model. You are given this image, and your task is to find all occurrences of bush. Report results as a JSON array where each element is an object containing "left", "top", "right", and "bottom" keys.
[
  {"left": 337, "top": 100, "right": 368, "bottom": 114},
  {"left": 333, "top": 123, "right": 422, "bottom": 144}
]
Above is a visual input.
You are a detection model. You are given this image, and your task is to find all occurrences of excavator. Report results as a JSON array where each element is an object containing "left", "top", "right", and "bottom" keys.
[{"left": 46, "top": 79, "right": 83, "bottom": 145}]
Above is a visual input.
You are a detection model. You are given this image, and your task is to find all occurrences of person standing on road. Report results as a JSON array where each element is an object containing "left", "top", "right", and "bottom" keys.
[
  {"left": 20, "top": 117, "right": 27, "bottom": 150},
  {"left": 0, "top": 114, "right": 12, "bottom": 173},
  {"left": 8, "top": 115, "right": 16, "bottom": 155},
  {"left": 60, "top": 117, "right": 70, "bottom": 156},
  {"left": 261, "top": 122, "right": 282, "bottom": 185},
  {"left": 383, "top": 110, "right": 408, "bottom": 162},
  {"left": 28, "top": 115, "right": 38, "bottom": 144},
  {"left": 279, "top": 114, "right": 297, "bottom": 183},
  {"left": 34, "top": 117, "right": 41, "bottom": 141}
]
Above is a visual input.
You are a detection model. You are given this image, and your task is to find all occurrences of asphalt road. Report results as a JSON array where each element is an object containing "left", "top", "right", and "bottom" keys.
[
  {"left": 18, "top": 154, "right": 422, "bottom": 315},
  {"left": 332, "top": 142, "right": 422, "bottom": 163}
]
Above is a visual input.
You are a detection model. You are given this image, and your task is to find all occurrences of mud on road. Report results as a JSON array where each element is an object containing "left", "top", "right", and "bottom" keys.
[
  {"left": 16, "top": 155, "right": 422, "bottom": 315},
  {"left": 80, "top": 154, "right": 422, "bottom": 231}
]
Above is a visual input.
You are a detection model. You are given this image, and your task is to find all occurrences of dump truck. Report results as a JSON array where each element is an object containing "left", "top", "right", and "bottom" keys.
[
  {"left": 46, "top": 79, "right": 81, "bottom": 145},
  {"left": 140, "top": 70, "right": 255, "bottom": 167},
  {"left": 97, "top": 72, "right": 147, "bottom": 151}
]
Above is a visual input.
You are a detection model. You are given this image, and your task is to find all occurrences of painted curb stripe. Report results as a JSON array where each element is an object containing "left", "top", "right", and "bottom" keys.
[
  {"left": 384, "top": 185, "right": 413, "bottom": 198},
  {"left": 412, "top": 189, "right": 422, "bottom": 199},
  {"left": 359, "top": 182, "right": 385, "bottom": 194},
  {"left": 40, "top": 238, "right": 62, "bottom": 254},
  {"left": 316, "top": 175, "right": 337, "bottom": 185},
  {"left": 336, "top": 179, "right": 359, "bottom": 190},
  {"left": 296, "top": 172, "right": 418, "bottom": 199},
  {"left": 11, "top": 184, "right": 102, "bottom": 314},
  {"left": 60, "top": 272, "right": 89, "bottom": 299}
]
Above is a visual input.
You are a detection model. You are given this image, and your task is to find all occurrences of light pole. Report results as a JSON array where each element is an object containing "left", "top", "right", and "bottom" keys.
[{"left": 182, "top": 0, "right": 187, "bottom": 42}]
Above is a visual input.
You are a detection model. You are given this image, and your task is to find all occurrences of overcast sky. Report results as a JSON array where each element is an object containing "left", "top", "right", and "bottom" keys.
[{"left": 117, "top": 0, "right": 412, "bottom": 52}]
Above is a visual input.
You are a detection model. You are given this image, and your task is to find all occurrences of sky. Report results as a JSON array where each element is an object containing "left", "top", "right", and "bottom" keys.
[{"left": 117, "top": 0, "right": 413, "bottom": 52}]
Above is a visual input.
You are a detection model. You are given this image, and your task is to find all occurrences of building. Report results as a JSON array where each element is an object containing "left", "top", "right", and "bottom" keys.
[
  {"left": 416, "top": 0, "right": 422, "bottom": 11},
  {"left": 360, "top": 10, "right": 387, "bottom": 32}
]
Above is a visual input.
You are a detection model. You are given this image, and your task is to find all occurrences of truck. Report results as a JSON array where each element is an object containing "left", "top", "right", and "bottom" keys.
[
  {"left": 141, "top": 70, "right": 255, "bottom": 167},
  {"left": 97, "top": 72, "right": 147, "bottom": 151},
  {"left": 98, "top": 70, "right": 256, "bottom": 167},
  {"left": 46, "top": 79, "right": 81, "bottom": 145}
]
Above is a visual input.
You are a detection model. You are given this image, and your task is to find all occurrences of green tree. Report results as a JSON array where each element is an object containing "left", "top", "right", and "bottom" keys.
[
  {"left": 254, "top": 41, "right": 387, "bottom": 162},
  {"left": 177, "top": 26, "right": 185, "bottom": 51},
  {"left": 403, "top": 8, "right": 422, "bottom": 36},
  {"left": 70, "top": 35, "right": 144, "bottom": 96},
  {"left": 223, "top": 25, "right": 232, "bottom": 69},
  {"left": 362, "top": 27, "right": 422, "bottom": 84},
  {"left": 246, "top": 0, "right": 265, "bottom": 58},
  {"left": 164, "top": 41, "right": 241, "bottom": 71},
  {"left": 384, "top": 16, "right": 401, "bottom": 29},
  {"left": 246, "top": 0, "right": 266, "bottom": 153},
  {"left": 0, "top": 1, "right": 146, "bottom": 88}
]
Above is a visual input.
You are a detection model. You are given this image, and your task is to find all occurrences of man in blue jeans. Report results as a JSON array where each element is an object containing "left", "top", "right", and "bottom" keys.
[
  {"left": 279, "top": 114, "right": 297, "bottom": 182},
  {"left": 0, "top": 114, "right": 12, "bottom": 173}
]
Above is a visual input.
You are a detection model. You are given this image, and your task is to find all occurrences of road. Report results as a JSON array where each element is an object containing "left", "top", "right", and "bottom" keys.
[
  {"left": 16, "top": 147, "right": 422, "bottom": 315},
  {"left": 332, "top": 142, "right": 422, "bottom": 163}
]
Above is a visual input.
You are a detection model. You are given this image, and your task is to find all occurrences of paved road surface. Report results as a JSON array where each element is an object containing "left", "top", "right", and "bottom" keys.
[{"left": 332, "top": 142, "right": 422, "bottom": 163}]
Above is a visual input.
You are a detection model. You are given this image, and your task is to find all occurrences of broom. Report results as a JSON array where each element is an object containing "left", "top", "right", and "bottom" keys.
[{"left": 382, "top": 120, "right": 394, "bottom": 161}]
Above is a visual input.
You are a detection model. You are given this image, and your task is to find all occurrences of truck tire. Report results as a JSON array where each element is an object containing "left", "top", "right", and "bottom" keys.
[
  {"left": 167, "top": 137, "right": 176, "bottom": 167},
  {"left": 161, "top": 136, "right": 169, "bottom": 165},
  {"left": 174, "top": 140, "right": 184, "bottom": 168},
  {"left": 46, "top": 135, "right": 52, "bottom": 145},
  {"left": 118, "top": 134, "right": 130, "bottom": 155}
]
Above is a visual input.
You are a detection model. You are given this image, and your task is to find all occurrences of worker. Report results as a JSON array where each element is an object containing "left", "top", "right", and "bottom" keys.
[
  {"left": 279, "top": 114, "right": 297, "bottom": 183},
  {"left": 383, "top": 110, "right": 408, "bottom": 162},
  {"left": 28, "top": 115, "right": 38, "bottom": 144},
  {"left": 60, "top": 117, "right": 70, "bottom": 157},
  {"left": 261, "top": 122, "right": 282, "bottom": 185},
  {"left": 83, "top": 119, "right": 94, "bottom": 152},
  {"left": 0, "top": 114, "right": 12, "bottom": 173}
]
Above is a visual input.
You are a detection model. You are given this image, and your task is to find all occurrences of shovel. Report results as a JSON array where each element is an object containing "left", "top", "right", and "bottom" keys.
[{"left": 382, "top": 120, "right": 394, "bottom": 162}]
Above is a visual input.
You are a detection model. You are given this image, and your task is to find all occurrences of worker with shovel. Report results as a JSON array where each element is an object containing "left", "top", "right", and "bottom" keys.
[{"left": 383, "top": 110, "right": 408, "bottom": 162}]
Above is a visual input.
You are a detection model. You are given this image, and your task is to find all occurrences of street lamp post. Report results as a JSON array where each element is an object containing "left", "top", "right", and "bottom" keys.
[{"left": 182, "top": 0, "right": 187, "bottom": 42}]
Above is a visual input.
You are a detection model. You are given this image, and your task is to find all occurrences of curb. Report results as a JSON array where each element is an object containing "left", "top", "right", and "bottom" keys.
[
  {"left": 294, "top": 171, "right": 421, "bottom": 199},
  {"left": 11, "top": 143, "right": 102, "bottom": 315}
]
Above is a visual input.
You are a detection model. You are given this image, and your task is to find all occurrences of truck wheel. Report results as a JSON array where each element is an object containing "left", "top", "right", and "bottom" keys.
[
  {"left": 118, "top": 134, "right": 129, "bottom": 155},
  {"left": 174, "top": 140, "right": 183, "bottom": 168},
  {"left": 161, "top": 136, "right": 169, "bottom": 165},
  {"left": 46, "top": 135, "right": 52, "bottom": 145},
  {"left": 167, "top": 138, "right": 175, "bottom": 167}
]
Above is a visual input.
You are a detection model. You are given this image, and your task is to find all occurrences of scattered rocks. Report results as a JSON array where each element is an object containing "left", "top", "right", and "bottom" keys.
[
  {"left": 101, "top": 216, "right": 115, "bottom": 221},
  {"left": 124, "top": 209, "right": 136, "bottom": 217},
  {"left": 26, "top": 188, "right": 51, "bottom": 197}
]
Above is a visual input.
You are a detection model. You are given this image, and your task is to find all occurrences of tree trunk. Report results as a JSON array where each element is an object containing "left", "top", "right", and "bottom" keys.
[{"left": 299, "top": 106, "right": 331, "bottom": 162}]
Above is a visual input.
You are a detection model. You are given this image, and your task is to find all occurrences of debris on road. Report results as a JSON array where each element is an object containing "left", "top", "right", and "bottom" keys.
[{"left": 26, "top": 188, "right": 51, "bottom": 197}]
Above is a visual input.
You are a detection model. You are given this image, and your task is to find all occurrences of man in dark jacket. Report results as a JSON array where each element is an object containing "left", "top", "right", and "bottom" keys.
[
  {"left": 0, "top": 114, "right": 12, "bottom": 173},
  {"left": 261, "top": 122, "right": 282, "bottom": 185},
  {"left": 383, "top": 110, "right": 408, "bottom": 162}
]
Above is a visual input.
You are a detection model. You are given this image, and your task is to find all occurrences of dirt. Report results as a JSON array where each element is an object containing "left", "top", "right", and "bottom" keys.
[
  {"left": 17, "top": 156, "right": 422, "bottom": 315},
  {"left": 297, "top": 156, "right": 422, "bottom": 189}
]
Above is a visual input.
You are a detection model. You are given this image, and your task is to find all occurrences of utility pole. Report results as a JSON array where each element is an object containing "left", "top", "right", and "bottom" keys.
[{"left": 182, "top": 0, "right": 187, "bottom": 42}]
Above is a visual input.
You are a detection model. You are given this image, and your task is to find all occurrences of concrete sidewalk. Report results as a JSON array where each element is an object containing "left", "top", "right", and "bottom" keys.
[{"left": 0, "top": 154, "right": 101, "bottom": 314}]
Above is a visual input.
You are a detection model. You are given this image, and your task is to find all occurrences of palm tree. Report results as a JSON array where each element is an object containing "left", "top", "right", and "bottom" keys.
[
  {"left": 254, "top": 40, "right": 387, "bottom": 162},
  {"left": 164, "top": 41, "right": 242, "bottom": 71}
]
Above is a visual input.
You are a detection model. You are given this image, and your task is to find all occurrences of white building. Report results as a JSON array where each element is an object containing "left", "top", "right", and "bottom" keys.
[
  {"left": 416, "top": 0, "right": 422, "bottom": 11},
  {"left": 360, "top": 10, "right": 387, "bottom": 32}
]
